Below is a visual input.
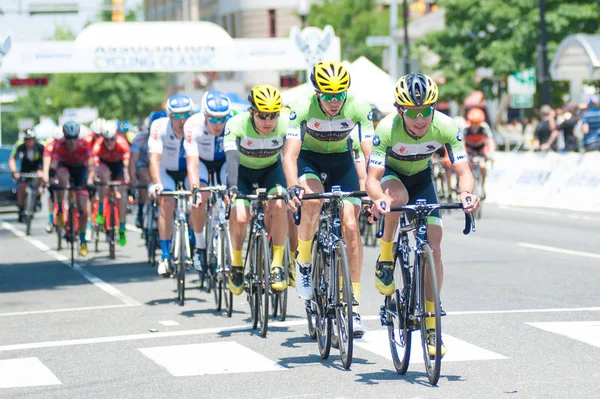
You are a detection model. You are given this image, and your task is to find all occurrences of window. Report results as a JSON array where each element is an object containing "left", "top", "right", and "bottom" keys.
[{"left": 268, "top": 9, "right": 276, "bottom": 37}]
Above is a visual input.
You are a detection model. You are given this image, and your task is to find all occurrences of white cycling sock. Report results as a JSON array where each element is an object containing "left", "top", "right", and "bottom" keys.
[{"left": 195, "top": 231, "right": 206, "bottom": 249}]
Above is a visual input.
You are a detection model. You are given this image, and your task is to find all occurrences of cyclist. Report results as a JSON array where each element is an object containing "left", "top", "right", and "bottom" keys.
[
  {"left": 8, "top": 129, "right": 45, "bottom": 223},
  {"left": 86, "top": 118, "right": 105, "bottom": 149},
  {"left": 464, "top": 107, "right": 495, "bottom": 199},
  {"left": 184, "top": 90, "right": 231, "bottom": 272},
  {"left": 46, "top": 121, "right": 96, "bottom": 256},
  {"left": 283, "top": 60, "right": 373, "bottom": 336},
  {"left": 130, "top": 111, "right": 167, "bottom": 228},
  {"left": 42, "top": 127, "right": 64, "bottom": 233},
  {"left": 117, "top": 120, "right": 136, "bottom": 144},
  {"left": 367, "top": 73, "right": 480, "bottom": 357},
  {"left": 148, "top": 94, "right": 194, "bottom": 277},
  {"left": 93, "top": 120, "right": 131, "bottom": 246},
  {"left": 223, "top": 85, "right": 289, "bottom": 295}
]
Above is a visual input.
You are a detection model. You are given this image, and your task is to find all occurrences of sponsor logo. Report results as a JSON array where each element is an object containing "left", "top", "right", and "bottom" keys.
[
  {"left": 314, "top": 122, "right": 321, "bottom": 129},
  {"left": 271, "top": 139, "right": 280, "bottom": 146},
  {"left": 373, "top": 135, "right": 380, "bottom": 146},
  {"left": 456, "top": 130, "right": 463, "bottom": 141},
  {"left": 307, "top": 129, "right": 347, "bottom": 142},
  {"left": 289, "top": 111, "right": 297, "bottom": 120},
  {"left": 399, "top": 146, "right": 407, "bottom": 154},
  {"left": 247, "top": 140, "right": 253, "bottom": 146},
  {"left": 426, "top": 144, "right": 436, "bottom": 151},
  {"left": 367, "top": 111, "right": 374, "bottom": 121},
  {"left": 186, "top": 133, "right": 192, "bottom": 143},
  {"left": 369, "top": 159, "right": 383, "bottom": 166},
  {"left": 340, "top": 121, "right": 349, "bottom": 128},
  {"left": 224, "top": 128, "right": 230, "bottom": 136},
  {"left": 456, "top": 155, "right": 466, "bottom": 161}
]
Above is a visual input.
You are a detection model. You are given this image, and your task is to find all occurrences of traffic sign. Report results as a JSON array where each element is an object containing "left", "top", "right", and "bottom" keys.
[
  {"left": 366, "top": 36, "right": 392, "bottom": 47},
  {"left": 508, "top": 68, "right": 536, "bottom": 95},
  {"left": 510, "top": 94, "right": 534, "bottom": 109}
]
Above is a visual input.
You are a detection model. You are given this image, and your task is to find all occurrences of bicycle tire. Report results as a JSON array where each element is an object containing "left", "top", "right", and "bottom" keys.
[
  {"left": 334, "top": 240, "right": 353, "bottom": 369},
  {"left": 25, "top": 187, "right": 34, "bottom": 236},
  {"left": 306, "top": 239, "right": 318, "bottom": 339},
  {"left": 209, "top": 224, "right": 221, "bottom": 310},
  {"left": 223, "top": 227, "right": 233, "bottom": 318},
  {"left": 69, "top": 202, "right": 76, "bottom": 268},
  {"left": 108, "top": 198, "right": 116, "bottom": 259},
  {"left": 257, "top": 232, "right": 270, "bottom": 337},
  {"left": 418, "top": 243, "right": 442, "bottom": 385},
  {"left": 387, "top": 252, "right": 412, "bottom": 375},
  {"left": 245, "top": 236, "right": 259, "bottom": 329},
  {"left": 279, "top": 239, "right": 290, "bottom": 321},
  {"left": 313, "top": 240, "right": 331, "bottom": 359},
  {"left": 56, "top": 213, "right": 63, "bottom": 251}
]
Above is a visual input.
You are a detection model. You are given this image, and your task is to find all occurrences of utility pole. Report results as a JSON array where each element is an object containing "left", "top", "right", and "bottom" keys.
[
  {"left": 539, "top": 0, "right": 552, "bottom": 105},
  {"left": 402, "top": 0, "right": 410, "bottom": 75},
  {"left": 389, "top": 0, "right": 398, "bottom": 81}
]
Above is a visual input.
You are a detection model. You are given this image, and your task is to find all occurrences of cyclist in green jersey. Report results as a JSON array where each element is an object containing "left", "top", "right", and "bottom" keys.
[
  {"left": 224, "top": 85, "right": 289, "bottom": 295},
  {"left": 9, "top": 129, "right": 45, "bottom": 222},
  {"left": 367, "top": 73, "right": 480, "bottom": 357},
  {"left": 283, "top": 60, "right": 374, "bottom": 337}
]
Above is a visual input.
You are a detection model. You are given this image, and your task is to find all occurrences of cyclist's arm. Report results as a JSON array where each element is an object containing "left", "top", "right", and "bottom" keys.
[
  {"left": 186, "top": 155, "right": 200, "bottom": 188},
  {"left": 129, "top": 152, "right": 139, "bottom": 183},
  {"left": 282, "top": 138, "right": 301, "bottom": 188},
  {"left": 453, "top": 161, "right": 474, "bottom": 193},
  {"left": 225, "top": 150, "right": 240, "bottom": 188},
  {"left": 355, "top": 158, "right": 367, "bottom": 191},
  {"left": 365, "top": 165, "right": 385, "bottom": 201},
  {"left": 149, "top": 153, "right": 162, "bottom": 186},
  {"left": 86, "top": 156, "right": 96, "bottom": 186},
  {"left": 8, "top": 157, "right": 17, "bottom": 175}
]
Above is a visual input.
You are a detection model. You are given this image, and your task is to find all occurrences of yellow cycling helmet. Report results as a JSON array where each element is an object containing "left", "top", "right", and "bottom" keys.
[
  {"left": 310, "top": 60, "right": 351, "bottom": 93},
  {"left": 395, "top": 73, "right": 438, "bottom": 107},
  {"left": 248, "top": 84, "right": 283, "bottom": 113}
]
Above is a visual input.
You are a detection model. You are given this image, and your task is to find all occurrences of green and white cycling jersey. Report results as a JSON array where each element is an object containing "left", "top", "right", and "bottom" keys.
[
  {"left": 223, "top": 112, "right": 288, "bottom": 170},
  {"left": 369, "top": 111, "right": 467, "bottom": 176},
  {"left": 286, "top": 91, "right": 374, "bottom": 154}
]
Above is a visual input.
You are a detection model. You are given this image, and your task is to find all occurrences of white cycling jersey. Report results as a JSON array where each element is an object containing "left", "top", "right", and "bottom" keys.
[
  {"left": 183, "top": 113, "right": 226, "bottom": 162},
  {"left": 148, "top": 117, "right": 187, "bottom": 172}
]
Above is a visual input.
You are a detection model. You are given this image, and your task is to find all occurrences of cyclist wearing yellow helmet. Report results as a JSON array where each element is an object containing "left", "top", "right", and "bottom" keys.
[
  {"left": 224, "top": 84, "right": 290, "bottom": 295},
  {"left": 367, "top": 73, "right": 480, "bottom": 357},
  {"left": 283, "top": 60, "right": 374, "bottom": 337}
]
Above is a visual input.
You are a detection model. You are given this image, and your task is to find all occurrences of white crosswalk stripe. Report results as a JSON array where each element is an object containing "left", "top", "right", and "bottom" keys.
[
  {"left": 0, "top": 357, "right": 61, "bottom": 388},
  {"left": 527, "top": 321, "right": 600, "bottom": 348}
]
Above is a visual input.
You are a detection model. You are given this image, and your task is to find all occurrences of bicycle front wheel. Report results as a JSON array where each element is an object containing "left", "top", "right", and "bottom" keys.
[
  {"left": 108, "top": 199, "right": 116, "bottom": 259},
  {"left": 257, "top": 232, "right": 270, "bottom": 337},
  {"left": 68, "top": 204, "right": 76, "bottom": 268},
  {"left": 334, "top": 240, "right": 353, "bottom": 369},
  {"left": 418, "top": 243, "right": 442, "bottom": 385},
  {"left": 387, "top": 251, "right": 412, "bottom": 375},
  {"left": 313, "top": 240, "right": 331, "bottom": 359},
  {"left": 25, "top": 187, "right": 34, "bottom": 236},
  {"left": 222, "top": 227, "right": 233, "bottom": 318}
]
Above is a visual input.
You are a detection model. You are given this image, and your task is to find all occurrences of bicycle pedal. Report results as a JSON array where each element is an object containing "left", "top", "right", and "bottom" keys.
[{"left": 379, "top": 305, "right": 390, "bottom": 326}]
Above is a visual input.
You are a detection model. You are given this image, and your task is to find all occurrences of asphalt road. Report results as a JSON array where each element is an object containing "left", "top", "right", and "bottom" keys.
[{"left": 1, "top": 202, "right": 599, "bottom": 399}]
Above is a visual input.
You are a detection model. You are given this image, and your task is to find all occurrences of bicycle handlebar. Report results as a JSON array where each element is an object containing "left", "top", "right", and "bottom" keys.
[
  {"left": 158, "top": 190, "right": 192, "bottom": 197},
  {"left": 292, "top": 190, "right": 368, "bottom": 226},
  {"left": 18, "top": 173, "right": 40, "bottom": 179}
]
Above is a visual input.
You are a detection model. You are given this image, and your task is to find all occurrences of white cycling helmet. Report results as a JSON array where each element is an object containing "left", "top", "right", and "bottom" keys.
[
  {"left": 101, "top": 120, "right": 118, "bottom": 139},
  {"left": 53, "top": 126, "right": 64, "bottom": 141},
  {"left": 90, "top": 118, "right": 106, "bottom": 135},
  {"left": 166, "top": 93, "right": 194, "bottom": 115},
  {"left": 201, "top": 90, "right": 231, "bottom": 118}
]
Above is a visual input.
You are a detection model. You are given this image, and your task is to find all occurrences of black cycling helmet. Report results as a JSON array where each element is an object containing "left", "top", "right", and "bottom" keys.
[{"left": 62, "top": 121, "right": 80, "bottom": 138}]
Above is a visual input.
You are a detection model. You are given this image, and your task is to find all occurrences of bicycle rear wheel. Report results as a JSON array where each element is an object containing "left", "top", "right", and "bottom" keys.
[
  {"left": 108, "top": 198, "right": 117, "bottom": 259},
  {"left": 222, "top": 227, "right": 233, "bottom": 318},
  {"left": 278, "top": 239, "right": 290, "bottom": 321},
  {"left": 334, "top": 240, "right": 353, "bottom": 369},
  {"left": 313, "top": 241, "right": 331, "bottom": 359},
  {"left": 474, "top": 167, "right": 483, "bottom": 220},
  {"left": 173, "top": 224, "right": 185, "bottom": 306},
  {"left": 68, "top": 203, "right": 76, "bottom": 268},
  {"left": 418, "top": 243, "right": 442, "bottom": 385},
  {"left": 387, "top": 251, "right": 412, "bottom": 375}
]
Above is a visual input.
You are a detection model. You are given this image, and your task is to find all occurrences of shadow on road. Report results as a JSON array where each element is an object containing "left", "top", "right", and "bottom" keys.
[{"left": 354, "top": 368, "right": 464, "bottom": 386}]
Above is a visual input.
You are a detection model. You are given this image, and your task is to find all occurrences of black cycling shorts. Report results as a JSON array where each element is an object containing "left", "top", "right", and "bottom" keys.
[
  {"left": 237, "top": 160, "right": 286, "bottom": 197},
  {"left": 101, "top": 160, "right": 125, "bottom": 181}
]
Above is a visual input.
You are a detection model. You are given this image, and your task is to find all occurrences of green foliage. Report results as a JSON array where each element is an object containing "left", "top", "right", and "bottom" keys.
[
  {"left": 306, "top": 0, "right": 391, "bottom": 66},
  {"left": 422, "top": 0, "right": 600, "bottom": 103}
]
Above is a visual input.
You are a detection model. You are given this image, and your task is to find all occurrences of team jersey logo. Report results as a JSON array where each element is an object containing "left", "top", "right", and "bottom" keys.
[
  {"left": 289, "top": 111, "right": 297, "bottom": 120},
  {"left": 368, "top": 111, "right": 374, "bottom": 121},
  {"left": 456, "top": 130, "right": 463, "bottom": 141},
  {"left": 373, "top": 135, "right": 380, "bottom": 146},
  {"left": 224, "top": 128, "right": 230, "bottom": 136}
]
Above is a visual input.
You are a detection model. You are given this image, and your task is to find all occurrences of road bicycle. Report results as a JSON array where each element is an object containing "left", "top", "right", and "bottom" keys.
[
  {"left": 470, "top": 154, "right": 486, "bottom": 220},
  {"left": 237, "top": 189, "right": 286, "bottom": 337},
  {"left": 92, "top": 180, "right": 123, "bottom": 259},
  {"left": 144, "top": 196, "right": 159, "bottom": 267},
  {"left": 297, "top": 186, "right": 367, "bottom": 370},
  {"left": 378, "top": 199, "right": 474, "bottom": 385},
  {"left": 159, "top": 187, "right": 193, "bottom": 306},
  {"left": 20, "top": 173, "right": 41, "bottom": 236}
]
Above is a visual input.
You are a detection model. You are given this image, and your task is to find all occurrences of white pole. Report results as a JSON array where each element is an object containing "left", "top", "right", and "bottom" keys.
[{"left": 389, "top": 0, "right": 398, "bottom": 82}]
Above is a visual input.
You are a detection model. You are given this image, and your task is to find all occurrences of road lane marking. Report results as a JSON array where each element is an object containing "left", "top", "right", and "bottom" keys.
[
  {"left": 140, "top": 342, "right": 285, "bottom": 376},
  {"left": 0, "top": 304, "right": 139, "bottom": 318},
  {"left": 3, "top": 307, "right": 600, "bottom": 352},
  {"left": 498, "top": 205, "right": 599, "bottom": 221},
  {"left": 158, "top": 320, "right": 180, "bottom": 326},
  {"left": 517, "top": 242, "right": 600, "bottom": 260},
  {"left": 0, "top": 221, "right": 140, "bottom": 306},
  {"left": 527, "top": 321, "right": 600, "bottom": 349},
  {"left": 356, "top": 330, "right": 507, "bottom": 362},
  {"left": 0, "top": 357, "right": 61, "bottom": 388}
]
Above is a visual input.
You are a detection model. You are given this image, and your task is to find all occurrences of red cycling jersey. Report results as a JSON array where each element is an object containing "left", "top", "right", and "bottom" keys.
[
  {"left": 43, "top": 139, "right": 56, "bottom": 158},
  {"left": 93, "top": 135, "right": 131, "bottom": 164},
  {"left": 84, "top": 132, "right": 102, "bottom": 149},
  {"left": 51, "top": 139, "right": 93, "bottom": 167}
]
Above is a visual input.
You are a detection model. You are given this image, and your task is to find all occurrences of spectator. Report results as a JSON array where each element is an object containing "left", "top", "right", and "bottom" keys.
[
  {"left": 581, "top": 98, "right": 600, "bottom": 152},
  {"left": 534, "top": 105, "right": 559, "bottom": 151},
  {"left": 558, "top": 104, "right": 580, "bottom": 152}
]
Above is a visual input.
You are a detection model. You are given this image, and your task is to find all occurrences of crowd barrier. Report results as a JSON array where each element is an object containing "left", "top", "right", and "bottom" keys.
[{"left": 485, "top": 151, "right": 600, "bottom": 213}]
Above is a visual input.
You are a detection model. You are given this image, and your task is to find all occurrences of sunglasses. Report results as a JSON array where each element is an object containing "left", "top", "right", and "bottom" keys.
[
  {"left": 171, "top": 112, "right": 192, "bottom": 120},
  {"left": 105, "top": 137, "right": 116, "bottom": 142},
  {"left": 206, "top": 115, "right": 228, "bottom": 124},
  {"left": 65, "top": 136, "right": 78, "bottom": 141},
  {"left": 255, "top": 112, "right": 280, "bottom": 121},
  {"left": 318, "top": 91, "right": 347, "bottom": 102},
  {"left": 397, "top": 105, "right": 435, "bottom": 119}
]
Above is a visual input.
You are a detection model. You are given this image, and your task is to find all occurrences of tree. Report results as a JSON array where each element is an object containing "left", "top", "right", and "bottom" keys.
[
  {"left": 420, "top": 0, "right": 600, "bottom": 103},
  {"left": 306, "top": 0, "right": 391, "bottom": 66}
]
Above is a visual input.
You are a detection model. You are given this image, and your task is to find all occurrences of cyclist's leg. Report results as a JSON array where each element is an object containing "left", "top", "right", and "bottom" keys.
[
  {"left": 71, "top": 167, "right": 90, "bottom": 254},
  {"left": 136, "top": 164, "right": 150, "bottom": 226},
  {"left": 374, "top": 169, "right": 409, "bottom": 296},
  {"left": 107, "top": 161, "right": 128, "bottom": 245},
  {"left": 228, "top": 168, "right": 253, "bottom": 295},
  {"left": 158, "top": 169, "right": 176, "bottom": 260},
  {"left": 263, "top": 162, "right": 288, "bottom": 290},
  {"left": 96, "top": 162, "right": 110, "bottom": 225},
  {"left": 191, "top": 160, "right": 210, "bottom": 271},
  {"left": 55, "top": 166, "right": 70, "bottom": 206}
]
